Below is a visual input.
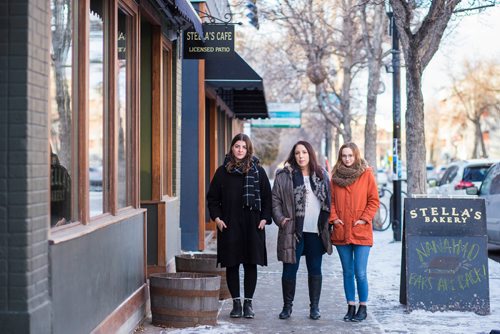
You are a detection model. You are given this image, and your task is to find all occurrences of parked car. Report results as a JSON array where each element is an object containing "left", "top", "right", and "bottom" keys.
[
  {"left": 426, "top": 164, "right": 437, "bottom": 181},
  {"left": 467, "top": 162, "right": 500, "bottom": 246},
  {"left": 435, "top": 165, "right": 448, "bottom": 181},
  {"left": 432, "top": 159, "right": 498, "bottom": 196},
  {"left": 89, "top": 166, "right": 103, "bottom": 191},
  {"left": 377, "top": 168, "right": 389, "bottom": 186}
]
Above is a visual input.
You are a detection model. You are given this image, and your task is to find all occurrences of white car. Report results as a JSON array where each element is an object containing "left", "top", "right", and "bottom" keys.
[
  {"left": 433, "top": 159, "right": 497, "bottom": 196},
  {"left": 467, "top": 162, "right": 500, "bottom": 245}
]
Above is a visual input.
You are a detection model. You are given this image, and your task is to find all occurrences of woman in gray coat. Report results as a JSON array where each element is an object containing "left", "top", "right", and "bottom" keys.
[{"left": 272, "top": 140, "right": 332, "bottom": 320}]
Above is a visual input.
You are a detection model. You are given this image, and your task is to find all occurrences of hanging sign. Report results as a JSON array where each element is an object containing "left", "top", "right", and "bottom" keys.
[
  {"left": 251, "top": 103, "right": 301, "bottom": 128},
  {"left": 183, "top": 24, "right": 234, "bottom": 59}
]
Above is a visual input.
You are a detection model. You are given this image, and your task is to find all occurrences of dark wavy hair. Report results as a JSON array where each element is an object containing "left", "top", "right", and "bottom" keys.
[
  {"left": 226, "top": 133, "right": 255, "bottom": 173},
  {"left": 285, "top": 140, "right": 324, "bottom": 179}
]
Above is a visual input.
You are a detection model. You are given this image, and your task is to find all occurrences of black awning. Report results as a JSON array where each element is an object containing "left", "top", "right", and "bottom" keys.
[
  {"left": 174, "top": 0, "right": 203, "bottom": 37},
  {"left": 155, "top": 0, "right": 203, "bottom": 37},
  {"left": 205, "top": 53, "right": 268, "bottom": 119}
]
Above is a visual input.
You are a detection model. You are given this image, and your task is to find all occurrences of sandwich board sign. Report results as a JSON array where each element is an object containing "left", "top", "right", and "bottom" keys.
[{"left": 404, "top": 197, "right": 489, "bottom": 315}]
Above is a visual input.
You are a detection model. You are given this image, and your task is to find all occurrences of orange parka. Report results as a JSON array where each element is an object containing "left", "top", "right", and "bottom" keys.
[{"left": 329, "top": 168, "right": 380, "bottom": 246}]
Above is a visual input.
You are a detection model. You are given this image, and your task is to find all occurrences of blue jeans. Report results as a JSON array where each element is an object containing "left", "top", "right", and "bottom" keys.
[
  {"left": 282, "top": 232, "right": 324, "bottom": 280},
  {"left": 335, "top": 245, "right": 371, "bottom": 303}
]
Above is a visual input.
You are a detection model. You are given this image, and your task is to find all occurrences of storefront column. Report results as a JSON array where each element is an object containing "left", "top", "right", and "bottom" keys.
[
  {"left": 180, "top": 60, "right": 202, "bottom": 251},
  {"left": 0, "top": 0, "right": 51, "bottom": 332}
]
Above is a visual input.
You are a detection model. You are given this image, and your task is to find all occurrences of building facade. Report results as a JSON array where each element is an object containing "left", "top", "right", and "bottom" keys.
[
  {"left": 0, "top": 0, "right": 198, "bottom": 333},
  {"left": 0, "top": 0, "right": 267, "bottom": 332}
]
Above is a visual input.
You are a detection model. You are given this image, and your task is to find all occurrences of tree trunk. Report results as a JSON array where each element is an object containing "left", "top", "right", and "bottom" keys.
[
  {"left": 334, "top": 129, "right": 340, "bottom": 159},
  {"left": 364, "top": 62, "right": 380, "bottom": 171},
  {"left": 52, "top": 0, "right": 72, "bottom": 169},
  {"left": 390, "top": 0, "right": 461, "bottom": 196},
  {"left": 405, "top": 57, "right": 427, "bottom": 195},
  {"left": 472, "top": 119, "right": 488, "bottom": 158},
  {"left": 361, "top": 0, "right": 385, "bottom": 174},
  {"left": 54, "top": 61, "right": 72, "bottom": 168},
  {"left": 341, "top": 65, "right": 353, "bottom": 143},
  {"left": 325, "top": 123, "right": 333, "bottom": 166},
  {"left": 429, "top": 142, "right": 435, "bottom": 165}
]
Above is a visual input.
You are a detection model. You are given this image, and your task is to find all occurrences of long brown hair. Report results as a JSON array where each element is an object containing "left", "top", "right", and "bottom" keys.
[
  {"left": 285, "top": 141, "right": 323, "bottom": 179},
  {"left": 331, "top": 142, "right": 365, "bottom": 175},
  {"left": 226, "top": 133, "right": 254, "bottom": 173}
]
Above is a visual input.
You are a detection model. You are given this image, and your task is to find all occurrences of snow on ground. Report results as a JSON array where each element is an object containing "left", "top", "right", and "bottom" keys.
[
  {"left": 369, "top": 229, "right": 500, "bottom": 333},
  {"left": 139, "top": 209, "right": 500, "bottom": 334}
]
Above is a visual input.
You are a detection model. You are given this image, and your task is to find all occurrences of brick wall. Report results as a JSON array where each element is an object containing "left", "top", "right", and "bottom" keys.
[{"left": 0, "top": 1, "right": 51, "bottom": 333}]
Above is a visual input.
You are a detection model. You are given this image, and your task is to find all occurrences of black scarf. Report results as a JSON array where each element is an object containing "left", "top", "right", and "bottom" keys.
[
  {"left": 291, "top": 166, "right": 330, "bottom": 240},
  {"left": 224, "top": 155, "right": 261, "bottom": 211}
]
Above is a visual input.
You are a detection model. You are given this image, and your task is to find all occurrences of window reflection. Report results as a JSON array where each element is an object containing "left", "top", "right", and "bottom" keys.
[
  {"left": 50, "top": 0, "right": 73, "bottom": 227},
  {"left": 117, "top": 8, "right": 131, "bottom": 208},
  {"left": 89, "top": 1, "right": 105, "bottom": 216}
]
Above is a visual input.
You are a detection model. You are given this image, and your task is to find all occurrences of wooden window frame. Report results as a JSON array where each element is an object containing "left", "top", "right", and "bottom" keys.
[
  {"left": 162, "top": 39, "right": 174, "bottom": 197},
  {"left": 50, "top": 0, "right": 142, "bottom": 240},
  {"left": 115, "top": 0, "right": 140, "bottom": 212}
]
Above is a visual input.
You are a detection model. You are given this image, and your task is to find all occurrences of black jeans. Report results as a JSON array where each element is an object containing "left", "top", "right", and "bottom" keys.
[{"left": 226, "top": 263, "right": 257, "bottom": 299}]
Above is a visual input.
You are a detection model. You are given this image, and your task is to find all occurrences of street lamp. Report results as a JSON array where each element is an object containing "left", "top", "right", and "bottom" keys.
[{"left": 386, "top": 2, "right": 402, "bottom": 242}]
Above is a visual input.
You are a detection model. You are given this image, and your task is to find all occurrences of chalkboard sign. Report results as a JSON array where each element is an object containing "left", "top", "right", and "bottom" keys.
[
  {"left": 405, "top": 198, "right": 486, "bottom": 236},
  {"left": 404, "top": 197, "right": 490, "bottom": 315}
]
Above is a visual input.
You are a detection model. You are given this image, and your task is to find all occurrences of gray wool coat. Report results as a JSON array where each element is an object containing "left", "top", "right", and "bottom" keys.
[{"left": 271, "top": 166, "right": 332, "bottom": 264}]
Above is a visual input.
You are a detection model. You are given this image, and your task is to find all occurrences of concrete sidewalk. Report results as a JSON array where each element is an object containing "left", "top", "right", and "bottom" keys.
[{"left": 135, "top": 226, "right": 384, "bottom": 334}]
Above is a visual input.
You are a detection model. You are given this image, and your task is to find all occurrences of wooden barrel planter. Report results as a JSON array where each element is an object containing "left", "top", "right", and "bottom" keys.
[
  {"left": 150, "top": 272, "right": 221, "bottom": 328},
  {"left": 175, "top": 253, "right": 231, "bottom": 300}
]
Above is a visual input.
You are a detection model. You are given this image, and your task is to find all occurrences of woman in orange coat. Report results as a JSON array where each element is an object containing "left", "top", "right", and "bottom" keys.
[{"left": 330, "top": 142, "right": 379, "bottom": 322}]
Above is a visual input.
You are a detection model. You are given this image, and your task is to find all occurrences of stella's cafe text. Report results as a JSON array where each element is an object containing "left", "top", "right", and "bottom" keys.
[{"left": 183, "top": 24, "right": 235, "bottom": 59}]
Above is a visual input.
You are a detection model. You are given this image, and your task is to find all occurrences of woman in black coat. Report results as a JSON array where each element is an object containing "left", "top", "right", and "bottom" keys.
[{"left": 207, "top": 133, "right": 272, "bottom": 319}]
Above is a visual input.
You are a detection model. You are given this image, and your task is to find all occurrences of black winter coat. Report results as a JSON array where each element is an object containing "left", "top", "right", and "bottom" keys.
[{"left": 207, "top": 165, "right": 272, "bottom": 267}]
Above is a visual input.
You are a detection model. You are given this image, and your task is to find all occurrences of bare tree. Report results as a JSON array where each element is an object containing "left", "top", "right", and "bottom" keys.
[
  {"left": 263, "top": 0, "right": 366, "bottom": 149},
  {"left": 252, "top": 127, "right": 282, "bottom": 166},
  {"left": 51, "top": 0, "right": 72, "bottom": 168},
  {"left": 390, "top": 0, "right": 500, "bottom": 194},
  {"left": 448, "top": 59, "right": 500, "bottom": 158},
  {"left": 390, "top": 0, "right": 463, "bottom": 194},
  {"left": 360, "top": 0, "right": 387, "bottom": 171},
  {"left": 425, "top": 102, "right": 445, "bottom": 165}
]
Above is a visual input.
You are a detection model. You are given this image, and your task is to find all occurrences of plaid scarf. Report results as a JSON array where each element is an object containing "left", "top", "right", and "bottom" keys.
[{"left": 224, "top": 155, "right": 261, "bottom": 211}]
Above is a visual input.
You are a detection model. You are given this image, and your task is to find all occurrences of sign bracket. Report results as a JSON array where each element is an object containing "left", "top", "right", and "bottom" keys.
[{"left": 195, "top": 9, "right": 242, "bottom": 26}]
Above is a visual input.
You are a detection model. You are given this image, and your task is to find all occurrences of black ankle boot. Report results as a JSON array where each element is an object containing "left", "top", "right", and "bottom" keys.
[
  {"left": 230, "top": 299, "right": 242, "bottom": 318},
  {"left": 308, "top": 275, "right": 322, "bottom": 320},
  {"left": 279, "top": 279, "right": 296, "bottom": 319},
  {"left": 343, "top": 305, "right": 356, "bottom": 321},
  {"left": 243, "top": 299, "right": 255, "bottom": 319},
  {"left": 351, "top": 305, "right": 367, "bottom": 322}
]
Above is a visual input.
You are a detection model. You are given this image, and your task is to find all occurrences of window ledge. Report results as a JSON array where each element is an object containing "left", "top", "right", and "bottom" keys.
[
  {"left": 49, "top": 207, "right": 146, "bottom": 245},
  {"left": 140, "top": 195, "right": 178, "bottom": 205}
]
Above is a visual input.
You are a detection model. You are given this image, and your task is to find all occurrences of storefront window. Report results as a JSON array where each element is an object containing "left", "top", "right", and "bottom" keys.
[
  {"left": 89, "top": 0, "right": 105, "bottom": 216},
  {"left": 117, "top": 7, "right": 132, "bottom": 208},
  {"left": 50, "top": 0, "right": 74, "bottom": 227},
  {"left": 50, "top": 0, "right": 139, "bottom": 228}
]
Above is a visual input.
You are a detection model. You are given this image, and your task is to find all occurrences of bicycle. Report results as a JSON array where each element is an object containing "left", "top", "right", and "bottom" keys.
[
  {"left": 373, "top": 201, "right": 390, "bottom": 231},
  {"left": 372, "top": 185, "right": 407, "bottom": 231}
]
